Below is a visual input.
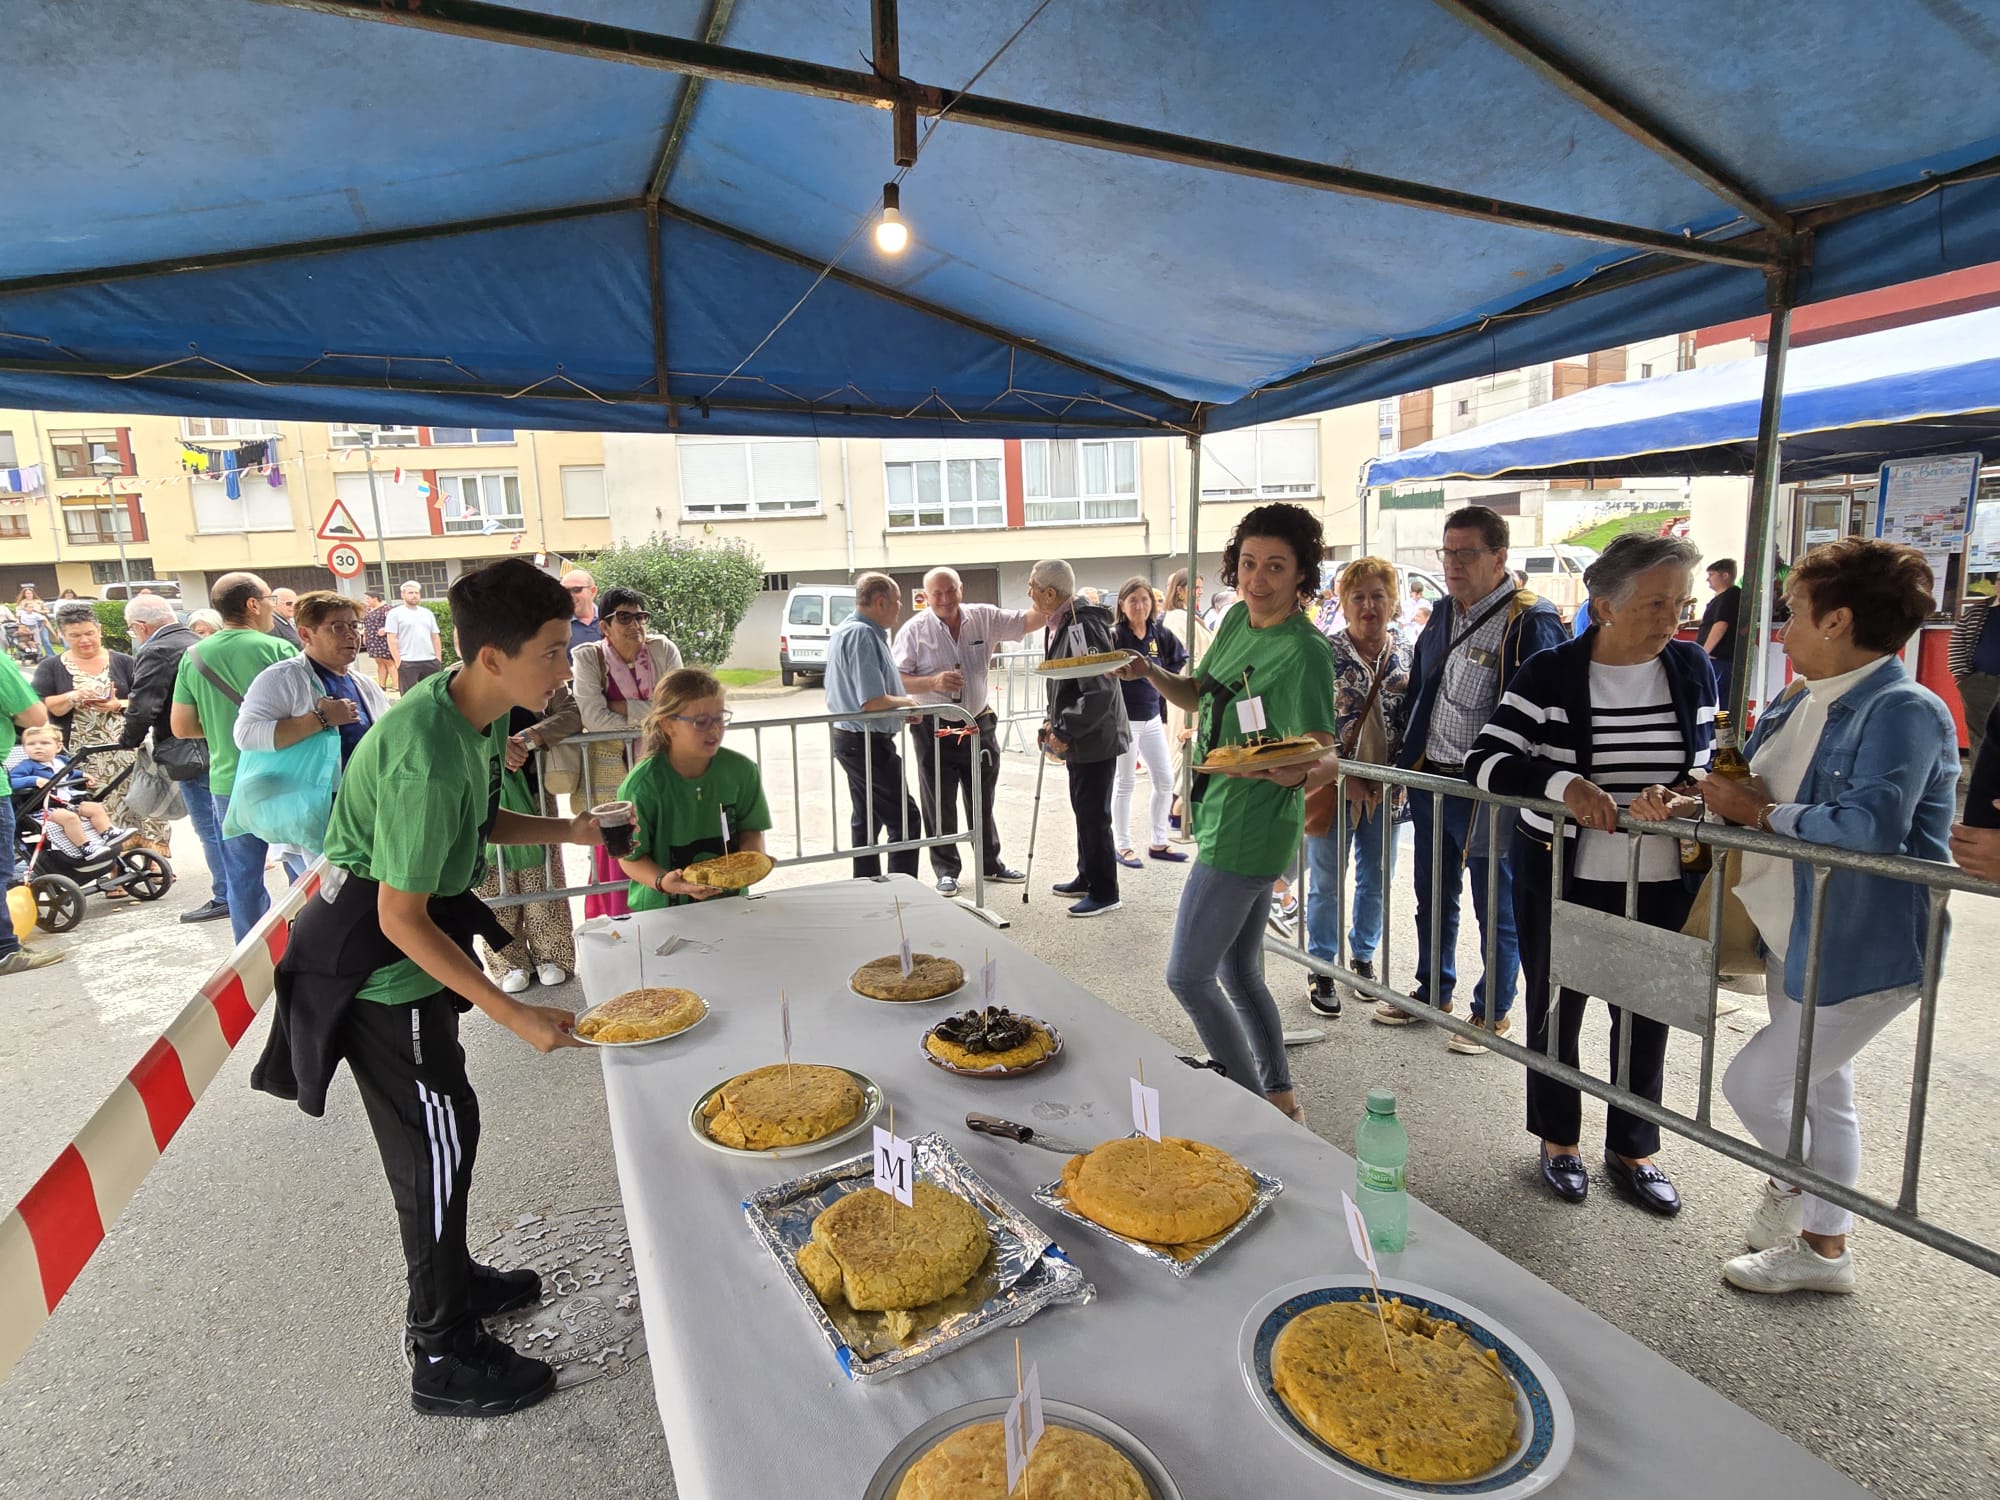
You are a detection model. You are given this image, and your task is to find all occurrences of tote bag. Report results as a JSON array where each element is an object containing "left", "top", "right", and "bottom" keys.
[{"left": 222, "top": 731, "right": 342, "bottom": 852}]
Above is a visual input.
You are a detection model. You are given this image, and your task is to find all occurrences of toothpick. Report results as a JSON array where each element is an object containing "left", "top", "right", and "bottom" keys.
[
  {"left": 894, "top": 896, "right": 907, "bottom": 946},
  {"left": 1370, "top": 1275, "right": 1399, "bottom": 1372},
  {"left": 1016, "top": 1337, "right": 1032, "bottom": 1500},
  {"left": 1138, "top": 1058, "right": 1152, "bottom": 1189}
]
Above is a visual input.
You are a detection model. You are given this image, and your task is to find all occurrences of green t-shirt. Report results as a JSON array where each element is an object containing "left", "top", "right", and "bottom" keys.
[
  {"left": 617, "top": 747, "right": 772, "bottom": 911},
  {"left": 1190, "top": 605, "right": 1339, "bottom": 878},
  {"left": 0, "top": 656, "right": 39, "bottom": 757},
  {"left": 170, "top": 627, "right": 298, "bottom": 796},
  {"left": 322, "top": 667, "right": 508, "bottom": 1003}
]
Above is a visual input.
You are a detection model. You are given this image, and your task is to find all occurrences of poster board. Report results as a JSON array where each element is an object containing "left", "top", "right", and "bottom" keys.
[{"left": 1874, "top": 453, "right": 1979, "bottom": 552}]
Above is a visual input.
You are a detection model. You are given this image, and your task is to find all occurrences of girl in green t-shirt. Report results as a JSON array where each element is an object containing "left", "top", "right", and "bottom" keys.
[
  {"left": 614, "top": 668, "right": 772, "bottom": 910},
  {"left": 1117, "top": 503, "right": 1342, "bottom": 1122}
]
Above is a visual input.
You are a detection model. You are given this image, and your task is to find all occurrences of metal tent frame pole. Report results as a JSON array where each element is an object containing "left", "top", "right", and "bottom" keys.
[{"left": 1729, "top": 255, "right": 1800, "bottom": 724}]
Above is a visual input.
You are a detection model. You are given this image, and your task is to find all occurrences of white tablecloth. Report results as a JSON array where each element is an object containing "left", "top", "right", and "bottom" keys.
[{"left": 581, "top": 877, "right": 1865, "bottom": 1498}]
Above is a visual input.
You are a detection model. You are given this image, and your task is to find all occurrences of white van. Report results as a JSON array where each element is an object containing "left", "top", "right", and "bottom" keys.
[
  {"left": 779, "top": 583, "right": 856, "bottom": 686},
  {"left": 1512, "top": 545, "right": 1597, "bottom": 620}
]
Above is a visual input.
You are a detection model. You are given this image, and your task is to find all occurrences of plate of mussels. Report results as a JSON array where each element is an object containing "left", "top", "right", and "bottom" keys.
[{"left": 919, "top": 1005, "right": 1067, "bottom": 1079}]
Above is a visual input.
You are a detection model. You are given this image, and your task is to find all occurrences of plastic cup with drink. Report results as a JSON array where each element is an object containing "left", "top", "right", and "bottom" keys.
[{"left": 592, "top": 800, "right": 636, "bottom": 858}]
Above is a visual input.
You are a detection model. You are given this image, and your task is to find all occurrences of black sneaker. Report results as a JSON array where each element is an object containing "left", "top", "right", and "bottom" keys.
[
  {"left": 1347, "top": 957, "right": 1377, "bottom": 997},
  {"left": 469, "top": 1262, "right": 542, "bottom": 1320},
  {"left": 179, "top": 897, "right": 231, "bottom": 924},
  {"left": 1051, "top": 878, "right": 1087, "bottom": 896},
  {"left": 410, "top": 1326, "right": 557, "bottom": 1418},
  {"left": 1308, "top": 974, "right": 1343, "bottom": 1018},
  {"left": 986, "top": 865, "right": 1027, "bottom": 884}
]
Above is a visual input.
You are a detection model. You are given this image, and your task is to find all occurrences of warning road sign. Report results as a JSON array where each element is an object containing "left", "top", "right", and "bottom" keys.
[
  {"left": 317, "top": 498, "right": 366, "bottom": 542},
  {"left": 325, "top": 542, "right": 365, "bottom": 578}
]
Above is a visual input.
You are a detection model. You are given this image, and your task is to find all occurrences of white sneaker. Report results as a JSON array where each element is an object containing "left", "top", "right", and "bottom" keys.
[
  {"left": 535, "top": 963, "right": 568, "bottom": 987},
  {"left": 1721, "top": 1240, "right": 1855, "bottom": 1295},
  {"left": 500, "top": 968, "right": 531, "bottom": 995},
  {"left": 1745, "top": 1178, "right": 1805, "bottom": 1251}
]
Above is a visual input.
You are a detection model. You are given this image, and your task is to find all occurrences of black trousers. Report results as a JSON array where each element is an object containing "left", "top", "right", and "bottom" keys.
[
  {"left": 833, "top": 728, "right": 921, "bottom": 878},
  {"left": 909, "top": 712, "right": 1002, "bottom": 879},
  {"left": 396, "top": 659, "right": 443, "bottom": 694},
  {"left": 1512, "top": 837, "right": 1694, "bottom": 1157},
  {"left": 338, "top": 990, "right": 480, "bottom": 1351},
  {"left": 1067, "top": 756, "right": 1120, "bottom": 901}
]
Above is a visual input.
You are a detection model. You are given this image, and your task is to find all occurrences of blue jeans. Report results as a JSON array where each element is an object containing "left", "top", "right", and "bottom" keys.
[
  {"left": 1409, "top": 787, "right": 1519, "bottom": 1019},
  {"left": 211, "top": 792, "right": 272, "bottom": 944},
  {"left": 1304, "top": 799, "right": 1399, "bottom": 966},
  {"left": 178, "top": 773, "right": 230, "bottom": 907},
  {"left": 0, "top": 792, "right": 19, "bottom": 960},
  {"left": 1165, "top": 860, "right": 1291, "bottom": 1095}
]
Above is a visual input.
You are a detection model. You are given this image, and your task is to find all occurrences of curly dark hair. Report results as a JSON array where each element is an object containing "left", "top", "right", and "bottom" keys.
[
  {"left": 1787, "top": 537, "right": 1934, "bottom": 654},
  {"left": 1219, "top": 502, "right": 1325, "bottom": 606}
]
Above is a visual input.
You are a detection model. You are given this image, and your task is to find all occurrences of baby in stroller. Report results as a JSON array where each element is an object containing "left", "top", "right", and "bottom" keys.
[{"left": 10, "top": 726, "right": 133, "bottom": 857}]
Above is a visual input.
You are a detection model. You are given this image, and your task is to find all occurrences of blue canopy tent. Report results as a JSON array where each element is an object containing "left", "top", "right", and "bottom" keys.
[
  {"left": 1362, "top": 306, "right": 2000, "bottom": 487},
  {"left": 8, "top": 0, "right": 2000, "bottom": 709}
]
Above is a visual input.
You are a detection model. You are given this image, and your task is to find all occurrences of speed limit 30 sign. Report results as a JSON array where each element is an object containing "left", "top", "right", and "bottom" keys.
[{"left": 325, "top": 542, "right": 365, "bottom": 578}]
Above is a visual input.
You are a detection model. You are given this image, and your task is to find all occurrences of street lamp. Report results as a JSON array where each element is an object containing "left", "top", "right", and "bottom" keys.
[{"left": 89, "top": 455, "right": 134, "bottom": 589}]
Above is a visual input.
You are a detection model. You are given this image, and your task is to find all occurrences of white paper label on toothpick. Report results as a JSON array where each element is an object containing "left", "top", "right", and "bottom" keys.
[
  {"left": 1129, "top": 1077, "right": 1161, "bottom": 1142},
  {"left": 1004, "top": 1362, "right": 1045, "bottom": 1492},
  {"left": 1341, "top": 1189, "right": 1379, "bottom": 1275},
  {"left": 872, "top": 1125, "right": 914, "bottom": 1206},
  {"left": 899, "top": 935, "right": 914, "bottom": 977},
  {"left": 1235, "top": 695, "right": 1268, "bottom": 733},
  {"left": 781, "top": 998, "right": 791, "bottom": 1063},
  {"left": 981, "top": 956, "right": 997, "bottom": 1008},
  {"left": 720, "top": 806, "right": 730, "bottom": 849}
]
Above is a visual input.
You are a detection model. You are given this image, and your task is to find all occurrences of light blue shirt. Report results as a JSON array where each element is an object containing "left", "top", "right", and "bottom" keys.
[{"left": 826, "top": 613, "right": 903, "bottom": 732}]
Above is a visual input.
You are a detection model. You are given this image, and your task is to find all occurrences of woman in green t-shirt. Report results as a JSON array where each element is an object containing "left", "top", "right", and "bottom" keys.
[
  {"left": 614, "top": 668, "right": 772, "bottom": 910},
  {"left": 1118, "top": 504, "right": 1341, "bottom": 1120}
]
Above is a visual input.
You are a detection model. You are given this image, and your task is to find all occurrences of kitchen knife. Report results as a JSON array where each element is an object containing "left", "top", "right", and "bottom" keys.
[{"left": 964, "top": 1112, "right": 1094, "bottom": 1156}]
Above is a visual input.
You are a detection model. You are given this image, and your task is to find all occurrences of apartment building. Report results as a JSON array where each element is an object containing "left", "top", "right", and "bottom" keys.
[
  {"left": 603, "top": 408, "right": 1378, "bottom": 667},
  {"left": 0, "top": 410, "right": 613, "bottom": 601}
]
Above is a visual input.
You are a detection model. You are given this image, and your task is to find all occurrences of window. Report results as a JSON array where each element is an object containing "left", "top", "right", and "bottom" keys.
[
  {"left": 335, "top": 471, "right": 433, "bottom": 538},
  {"left": 0, "top": 513, "right": 30, "bottom": 538},
  {"left": 788, "top": 594, "right": 823, "bottom": 626},
  {"left": 761, "top": 572, "right": 790, "bottom": 593},
  {"left": 63, "top": 500, "right": 143, "bottom": 545},
  {"left": 192, "top": 467, "right": 295, "bottom": 533},
  {"left": 427, "top": 427, "right": 514, "bottom": 446},
  {"left": 1639, "top": 362, "right": 1654, "bottom": 380},
  {"left": 1200, "top": 423, "right": 1318, "bottom": 499},
  {"left": 883, "top": 440, "right": 1002, "bottom": 530},
  {"left": 679, "top": 439, "right": 821, "bottom": 517},
  {"left": 1022, "top": 439, "right": 1140, "bottom": 525},
  {"left": 561, "top": 465, "right": 609, "bottom": 518},
  {"left": 361, "top": 561, "right": 452, "bottom": 598},
  {"left": 0, "top": 431, "right": 16, "bottom": 467},
  {"left": 438, "top": 472, "right": 524, "bottom": 533},
  {"left": 1456, "top": 399, "right": 1471, "bottom": 417},
  {"left": 91, "top": 558, "right": 156, "bottom": 584},
  {"left": 49, "top": 428, "right": 130, "bottom": 479},
  {"left": 181, "top": 417, "right": 282, "bottom": 440},
  {"left": 329, "top": 424, "right": 420, "bottom": 448}
]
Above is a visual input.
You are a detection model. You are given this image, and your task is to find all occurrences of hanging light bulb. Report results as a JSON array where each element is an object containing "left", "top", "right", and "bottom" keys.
[{"left": 875, "top": 181, "right": 910, "bottom": 255}]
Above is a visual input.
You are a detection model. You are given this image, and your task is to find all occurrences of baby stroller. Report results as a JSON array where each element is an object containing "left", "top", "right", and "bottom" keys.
[{"left": 12, "top": 743, "right": 174, "bottom": 933}]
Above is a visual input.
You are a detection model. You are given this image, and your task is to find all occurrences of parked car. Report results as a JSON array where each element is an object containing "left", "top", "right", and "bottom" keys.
[
  {"left": 779, "top": 583, "right": 856, "bottom": 686},
  {"left": 1510, "top": 545, "right": 1597, "bottom": 621}
]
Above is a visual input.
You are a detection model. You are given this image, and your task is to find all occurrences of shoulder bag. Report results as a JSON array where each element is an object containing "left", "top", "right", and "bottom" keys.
[{"left": 154, "top": 644, "right": 239, "bottom": 781}]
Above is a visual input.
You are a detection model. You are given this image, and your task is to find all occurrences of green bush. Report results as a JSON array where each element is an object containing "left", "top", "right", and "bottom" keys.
[
  {"left": 92, "top": 600, "right": 131, "bottom": 653},
  {"left": 423, "top": 599, "right": 459, "bottom": 665},
  {"left": 576, "top": 535, "right": 763, "bottom": 665}
]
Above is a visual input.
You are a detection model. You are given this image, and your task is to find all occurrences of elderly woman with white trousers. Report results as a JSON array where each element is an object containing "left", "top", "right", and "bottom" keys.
[
  {"left": 1109, "top": 577, "right": 1188, "bottom": 866},
  {"left": 1643, "top": 538, "right": 1958, "bottom": 1296}
]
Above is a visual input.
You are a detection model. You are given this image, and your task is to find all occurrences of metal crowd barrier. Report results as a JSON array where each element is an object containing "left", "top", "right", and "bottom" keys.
[
  {"left": 991, "top": 643, "right": 1047, "bottom": 753},
  {"left": 484, "top": 702, "right": 1005, "bottom": 925},
  {"left": 1267, "top": 760, "right": 2000, "bottom": 1279}
]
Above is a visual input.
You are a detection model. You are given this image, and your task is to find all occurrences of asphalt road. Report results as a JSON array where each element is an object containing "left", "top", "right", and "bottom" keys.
[{"left": 1, "top": 684, "right": 1995, "bottom": 1499}]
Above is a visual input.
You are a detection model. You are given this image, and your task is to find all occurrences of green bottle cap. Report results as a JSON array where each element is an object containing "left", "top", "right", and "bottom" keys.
[{"left": 1366, "top": 1088, "right": 1397, "bottom": 1116}]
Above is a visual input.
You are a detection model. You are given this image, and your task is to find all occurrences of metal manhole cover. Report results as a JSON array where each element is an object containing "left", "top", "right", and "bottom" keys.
[{"left": 474, "top": 1205, "right": 647, "bottom": 1389}]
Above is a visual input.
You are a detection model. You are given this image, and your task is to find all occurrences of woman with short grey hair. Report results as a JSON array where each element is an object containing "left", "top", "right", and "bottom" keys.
[{"left": 1465, "top": 530, "right": 1715, "bottom": 1214}]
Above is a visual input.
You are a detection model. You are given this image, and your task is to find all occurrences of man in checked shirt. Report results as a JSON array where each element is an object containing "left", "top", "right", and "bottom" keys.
[
  {"left": 1384, "top": 506, "right": 1565, "bottom": 1050},
  {"left": 892, "top": 566, "right": 1045, "bottom": 896}
]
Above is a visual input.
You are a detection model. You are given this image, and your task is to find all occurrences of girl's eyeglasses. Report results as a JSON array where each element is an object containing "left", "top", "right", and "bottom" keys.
[{"left": 670, "top": 712, "right": 734, "bottom": 732}]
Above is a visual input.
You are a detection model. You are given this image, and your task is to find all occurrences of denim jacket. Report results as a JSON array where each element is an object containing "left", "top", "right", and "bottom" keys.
[{"left": 1745, "top": 657, "right": 1958, "bottom": 1004}]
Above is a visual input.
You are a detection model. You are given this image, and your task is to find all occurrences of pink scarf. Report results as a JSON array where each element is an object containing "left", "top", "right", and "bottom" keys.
[{"left": 603, "top": 639, "right": 657, "bottom": 707}]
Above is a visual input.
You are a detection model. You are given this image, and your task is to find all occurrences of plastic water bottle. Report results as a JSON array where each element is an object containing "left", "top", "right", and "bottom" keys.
[{"left": 1355, "top": 1088, "right": 1409, "bottom": 1253}]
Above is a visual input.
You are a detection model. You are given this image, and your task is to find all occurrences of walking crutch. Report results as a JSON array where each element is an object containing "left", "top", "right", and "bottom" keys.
[{"left": 1019, "top": 738, "right": 1050, "bottom": 904}]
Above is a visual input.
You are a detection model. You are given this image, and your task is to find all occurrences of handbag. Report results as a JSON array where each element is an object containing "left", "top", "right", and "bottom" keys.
[
  {"left": 1681, "top": 846, "right": 1768, "bottom": 990},
  {"left": 1305, "top": 646, "right": 1392, "bottom": 838},
  {"left": 158, "top": 642, "right": 244, "bottom": 783},
  {"left": 223, "top": 729, "right": 342, "bottom": 851},
  {"left": 123, "top": 744, "right": 187, "bottom": 822}
]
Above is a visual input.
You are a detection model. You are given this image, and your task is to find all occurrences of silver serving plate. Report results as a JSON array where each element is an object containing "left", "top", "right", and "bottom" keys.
[
  {"left": 744, "top": 1132, "right": 1093, "bottom": 1383},
  {"left": 572, "top": 993, "right": 710, "bottom": 1049},
  {"left": 863, "top": 1397, "right": 1183, "bottom": 1500},
  {"left": 1032, "top": 1142, "right": 1282, "bottom": 1278},
  {"left": 688, "top": 1067, "right": 884, "bottom": 1160}
]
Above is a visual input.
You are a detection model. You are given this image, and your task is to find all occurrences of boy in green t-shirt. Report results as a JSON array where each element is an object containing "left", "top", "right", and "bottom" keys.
[
  {"left": 290, "top": 559, "right": 601, "bottom": 1419},
  {"left": 0, "top": 654, "right": 63, "bottom": 973}
]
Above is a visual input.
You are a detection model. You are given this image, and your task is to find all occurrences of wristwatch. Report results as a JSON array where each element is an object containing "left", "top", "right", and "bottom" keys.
[{"left": 312, "top": 703, "right": 330, "bottom": 729}]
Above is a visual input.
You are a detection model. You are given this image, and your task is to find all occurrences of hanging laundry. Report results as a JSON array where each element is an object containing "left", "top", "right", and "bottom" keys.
[
  {"left": 0, "top": 464, "right": 45, "bottom": 494},
  {"left": 222, "top": 447, "right": 242, "bottom": 501},
  {"left": 204, "top": 448, "right": 227, "bottom": 477},
  {"left": 239, "top": 440, "right": 269, "bottom": 469},
  {"left": 179, "top": 445, "right": 207, "bottom": 475},
  {"left": 266, "top": 460, "right": 286, "bottom": 489}
]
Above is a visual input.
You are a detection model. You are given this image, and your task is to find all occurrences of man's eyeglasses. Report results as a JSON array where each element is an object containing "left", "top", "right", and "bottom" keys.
[
  {"left": 1434, "top": 546, "right": 1499, "bottom": 565},
  {"left": 670, "top": 712, "right": 734, "bottom": 732},
  {"left": 606, "top": 610, "right": 650, "bottom": 626},
  {"left": 566, "top": 584, "right": 590, "bottom": 594}
]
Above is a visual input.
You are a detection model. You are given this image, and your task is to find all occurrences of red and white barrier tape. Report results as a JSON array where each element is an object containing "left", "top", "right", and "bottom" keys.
[{"left": 0, "top": 868, "right": 322, "bottom": 1380}]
